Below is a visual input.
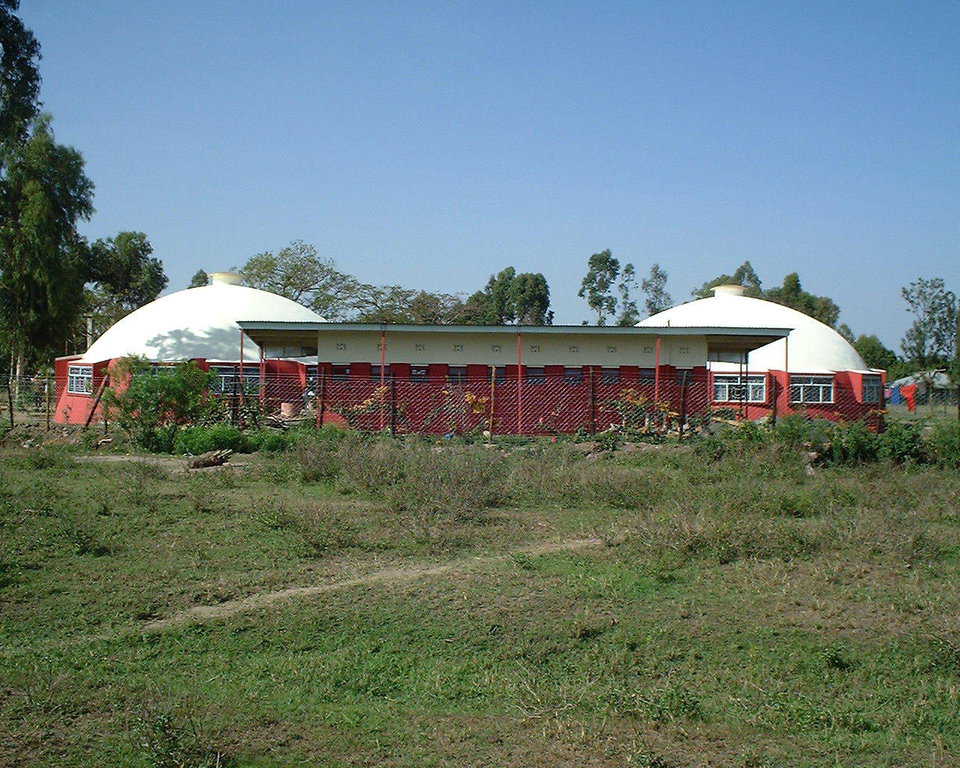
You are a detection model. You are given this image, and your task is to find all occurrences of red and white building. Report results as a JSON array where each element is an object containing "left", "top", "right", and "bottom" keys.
[
  {"left": 638, "top": 284, "right": 886, "bottom": 423},
  {"left": 54, "top": 276, "right": 884, "bottom": 432}
]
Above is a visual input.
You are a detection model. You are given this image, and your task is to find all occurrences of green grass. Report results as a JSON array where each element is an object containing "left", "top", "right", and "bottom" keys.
[{"left": 2, "top": 438, "right": 960, "bottom": 766}]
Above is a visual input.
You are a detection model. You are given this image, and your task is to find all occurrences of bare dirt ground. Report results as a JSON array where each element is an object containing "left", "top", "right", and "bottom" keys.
[{"left": 142, "top": 536, "right": 603, "bottom": 632}]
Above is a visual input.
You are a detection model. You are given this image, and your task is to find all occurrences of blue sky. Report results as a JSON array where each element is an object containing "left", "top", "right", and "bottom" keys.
[{"left": 20, "top": 0, "right": 960, "bottom": 347}]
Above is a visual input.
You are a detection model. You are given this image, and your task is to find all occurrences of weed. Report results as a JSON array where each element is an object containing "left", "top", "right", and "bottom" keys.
[{"left": 135, "top": 704, "right": 232, "bottom": 768}]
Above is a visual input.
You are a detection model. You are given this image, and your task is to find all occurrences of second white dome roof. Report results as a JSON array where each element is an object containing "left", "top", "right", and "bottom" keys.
[{"left": 638, "top": 285, "right": 870, "bottom": 373}]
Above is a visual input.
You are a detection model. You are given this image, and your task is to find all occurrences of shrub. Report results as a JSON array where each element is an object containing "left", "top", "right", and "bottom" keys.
[
  {"left": 174, "top": 424, "right": 247, "bottom": 455},
  {"left": 826, "top": 421, "right": 879, "bottom": 466},
  {"left": 877, "top": 421, "right": 927, "bottom": 464},
  {"left": 929, "top": 421, "right": 960, "bottom": 468},
  {"left": 103, "top": 358, "right": 220, "bottom": 453}
]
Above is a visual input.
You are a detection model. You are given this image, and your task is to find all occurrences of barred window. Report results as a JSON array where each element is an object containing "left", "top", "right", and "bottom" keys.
[
  {"left": 67, "top": 365, "right": 93, "bottom": 394},
  {"left": 448, "top": 366, "right": 467, "bottom": 385},
  {"left": 713, "top": 374, "right": 766, "bottom": 403},
  {"left": 210, "top": 365, "right": 260, "bottom": 395},
  {"left": 601, "top": 367, "right": 620, "bottom": 384},
  {"left": 564, "top": 367, "right": 584, "bottom": 385},
  {"left": 862, "top": 375, "right": 883, "bottom": 403},
  {"left": 526, "top": 367, "right": 546, "bottom": 384},
  {"left": 790, "top": 375, "right": 834, "bottom": 404}
]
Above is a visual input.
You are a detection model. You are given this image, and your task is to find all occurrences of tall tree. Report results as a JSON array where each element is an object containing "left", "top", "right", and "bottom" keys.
[
  {"left": 900, "top": 277, "right": 957, "bottom": 368},
  {"left": 692, "top": 260, "right": 763, "bottom": 298},
  {"left": 852, "top": 334, "right": 899, "bottom": 371},
  {"left": 616, "top": 263, "right": 639, "bottom": 326},
  {"left": 764, "top": 273, "right": 840, "bottom": 327},
  {"left": 0, "top": 1, "right": 41, "bottom": 163},
  {"left": 237, "top": 240, "right": 360, "bottom": 320},
  {"left": 641, "top": 263, "right": 672, "bottom": 318},
  {"left": 87, "top": 232, "right": 166, "bottom": 312},
  {"left": 578, "top": 249, "right": 620, "bottom": 325},
  {"left": 510, "top": 272, "right": 551, "bottom": 325},
  {"left": 458, "top": 267, "right": 552, "bottom": 325},
  {"left": 188, "top": 269, "right": 208, "bottom": 288},
  {"left": 0, "top": 116, "right": 94, "bottom": 373}
]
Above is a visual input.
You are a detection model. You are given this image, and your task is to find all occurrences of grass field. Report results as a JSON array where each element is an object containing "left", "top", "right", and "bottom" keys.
[{"left": 2, "top": 431, "right": 959, "bottom": 767}]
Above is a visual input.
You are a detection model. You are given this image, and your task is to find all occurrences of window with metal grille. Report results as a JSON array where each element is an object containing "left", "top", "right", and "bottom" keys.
[
  {"left": 564, "top": 367, "right": 584, "bottom": 385},
  {"left": 210, "top": 365, "right": 260, "bottom": 395},
  {"left": 411, "top": 366, "right": 429, "bottom": 383},
  {"left": 370, "top": 365, "right": 391, "bottom": 381},
  {"left": 448, "top": 366, "right": 467, "bottom": 385},
  {"left": 67, "top": 365, "right": 93, "bottom": 394},
  {"left": 862, "top": 375, "right": 883, "bottom": 403},
  {"left": 713, "top": 374, "right": 766, "bottom": 403},
  {"left": 790, "top": 375, "right": 834, "bottom": 404},
  {"left": 600, "top": 368, "right": 620, "bottom": 384},
  {"left": 526, "top": 367, "right": 546, "bottom": 384}
]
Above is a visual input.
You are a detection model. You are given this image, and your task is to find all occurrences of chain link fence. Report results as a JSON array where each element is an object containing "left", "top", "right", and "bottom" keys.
[{"left": 4, "top": 371, "right": 895, "bottom": 436}]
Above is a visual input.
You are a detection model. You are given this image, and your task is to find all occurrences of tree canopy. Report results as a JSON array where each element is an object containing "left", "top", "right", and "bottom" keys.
[
  {"left": 900, "top": 277, "right": 957, "bottom": 368},
  {"left": 692, "top": 261, "right": 763, "bottom": 299},
  {"left": 0, "top": 1, "right": 41, "bottom": 159},
  {"left": 578, "top": 249, "right": 620, "bottom": 325},
  {"left": 238, "top": 240, "right": 361, "bottom": 320},
  {"left": 188, "top": 269, "right": 208, "bottom": 288},
  {"left": 641, "top": 263, "right": 672, "bottom": 318},
  {"left": 0, "top": 116, "right": 94, "bottom": 368}
]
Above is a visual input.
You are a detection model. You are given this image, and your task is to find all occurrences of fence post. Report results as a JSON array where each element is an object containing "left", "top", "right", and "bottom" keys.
[
  {"left": 770, "top": 376, "right": 778, "bottom": 426},
  {"left": 5, "top": 377, "right": 13, "bottom": 429},
  {"left": 84, "top": 375, "right": 109, "bottom": 429},
  {"left": 45, "top": 375, "right": 51, "bottom": 431},
  {"left": 588, "top": 367, "right": 596, "bottom": 434},
  {"left": 317, "top": 368, "right": 326, "bottom": 428},
  {"left": 488, "top": 365, "right": 495, "bottom": 436},
  {"left": 390, "top": 376, "right": 397, "bottom": 436},
  {"left": 678, "top": 371, "right": 688, "bottom": 440}
]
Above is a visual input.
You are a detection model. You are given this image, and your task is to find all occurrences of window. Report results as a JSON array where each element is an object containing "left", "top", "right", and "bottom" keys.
[
  {"left": 411, "top": 366, "right": 429, "bottom": 383},
  {"left": 448, "top": 366, "right": 467, "bottom": 385},
  {"left": 564, "top": 367, "right": 584, "bottom": 385},
  {"left": 713, "top": 374, "right": 766, "bottom": 403},
  {"left": 331, "top": 365, "right": 350, "bottom": 381},
  {"left": 790, "top": 375, "right": 834, "bottom": 404},
  {"left": 601, "top": 368, "right": 620, "bottom": 384},
  {"left": 211, "top": 365, "right": 260, "bottom": 395},
  {"left": 862, "top": 375, "right": 883, "bottom": 403},
  {"left": 67, "top": 365, "right": 93, "bottom": 394},
  {"left": 526, "top": 367, "right": 546, "bottom": 384},
  {"left": 370, "top": 365, "right": 391, "bottom": 381},
  {"left": 494, "top": 366, "right": 507, "bottom": 383}
]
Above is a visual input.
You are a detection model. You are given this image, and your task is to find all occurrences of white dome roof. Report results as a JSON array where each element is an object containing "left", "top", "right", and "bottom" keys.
[
  {"left": 638, "top": 285, "right": 869, "bottom": 373},
  {"left": 81, "top": 273, "right": 324, "bottom": 363}
]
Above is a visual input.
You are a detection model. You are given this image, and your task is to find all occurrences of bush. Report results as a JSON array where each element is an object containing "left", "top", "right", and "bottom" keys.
[
  {"left": 103, "top": 358, "right": 220, "bottom": 453},
  {"left": 929, "top": 421, "right": 960, "bottom": 468},
  {"left": 826, "top": 421, "right": 879, "bottom": 466},
  {"left": 174, "top": 424, "right": 247, "bottom": 455},
  {"left": 877, "top": 421, "right": 927, "bottom": 464}
]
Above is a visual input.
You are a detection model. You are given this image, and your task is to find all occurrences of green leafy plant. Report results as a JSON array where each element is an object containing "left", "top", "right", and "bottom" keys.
[{"left": 103, "top": 358, "right": 219, "bottom": 452}]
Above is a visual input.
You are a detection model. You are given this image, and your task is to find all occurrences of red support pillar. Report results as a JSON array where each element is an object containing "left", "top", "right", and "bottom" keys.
[
  {"left": 654, "top": 336, "right": 662, "bottom": 403},
  {"left": 516, "top": 332, "right": 524, "bottom": 434}
]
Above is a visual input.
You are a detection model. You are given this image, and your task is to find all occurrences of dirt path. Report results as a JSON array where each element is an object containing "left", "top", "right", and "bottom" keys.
[{"left": 143, "top": 537, "right": 603, "bottom": 633}]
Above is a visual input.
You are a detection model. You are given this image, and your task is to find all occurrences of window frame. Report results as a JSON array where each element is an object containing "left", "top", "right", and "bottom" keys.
[
  {"left": 861, "top": 375, "right": 883, "bottom": 404},
  {"left": 210, "top": 364, "right": 261, "bottom": 396},
  {"left": 447, "top": 366, "right": 468, "bottom": 385},
  {"left": 67, "top": 365, "right": 93, "bottom": 395},
  {"left": 789, "top": 375, "right": 835, "bottom": 405},
  {"left": 712, "top": 374, "right": 767, "bottom": 404}
]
